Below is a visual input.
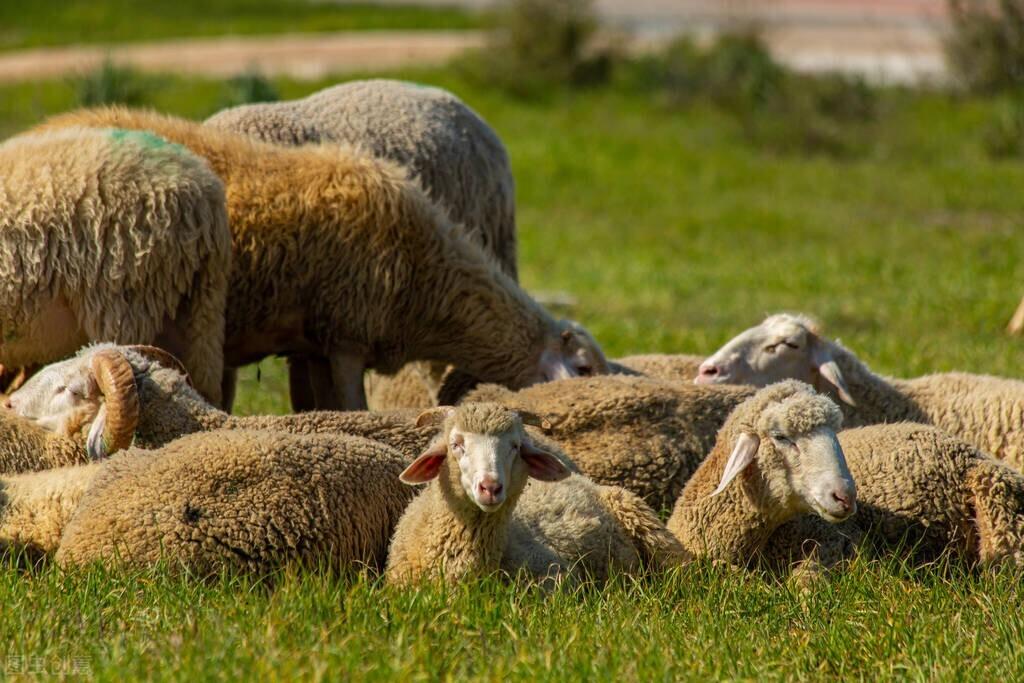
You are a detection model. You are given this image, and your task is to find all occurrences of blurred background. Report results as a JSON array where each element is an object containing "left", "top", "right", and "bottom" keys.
[{"left": 1, "top": 0, "right": 1021, "bottom": 415}]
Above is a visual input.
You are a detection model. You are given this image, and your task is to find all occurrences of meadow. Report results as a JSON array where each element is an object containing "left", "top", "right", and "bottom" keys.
[{"left": 0, "top": 61, "right": 1023, "bottom": 679}]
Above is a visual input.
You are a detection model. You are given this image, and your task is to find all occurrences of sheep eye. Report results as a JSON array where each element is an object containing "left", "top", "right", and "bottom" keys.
[
  {"left": 783, "top": 342, "right": 800, "bottom": 350},
  {"left": 771, "top": 433, "right": 793, "bottom": 446}
]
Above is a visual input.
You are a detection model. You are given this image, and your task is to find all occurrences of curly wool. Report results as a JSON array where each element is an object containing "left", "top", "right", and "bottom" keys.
[
  {"left": 761, "top": 423, "right": 1024, "bottom": 576},
  {"left": 460, "top": 375, "right": 756, "bottom": 512},
  {"left": 56, "top": 429, "right": 414, "bottom": 572},
  {"left": 33, "top": 108, "right": 562, "bottom": 397},
  {"left": 610, "top": 354, "right": 706, "bottom": 383},
  {"left": 0, "top": 409, "right": 88, "bottom": 474},
  {"left": 0, "top": 127, "right": 230, "bottom": 404}
]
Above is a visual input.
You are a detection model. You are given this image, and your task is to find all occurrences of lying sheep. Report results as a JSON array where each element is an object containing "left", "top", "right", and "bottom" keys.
[
  {"left": 34, "top": 108, "right": 602, "bottom": 411},
  {"left": 0, "top": 127, "right": 231, "bottom": 405},
  {"left": 386, "top": 403, "right": 686, "bottom": 585},
  {"left": 666, "top": 381, "right": 856, "bottom": 569},
  {"left": 51, "top": 429, "right": 414, "bottom": 573},
  {"left": 458, "top": 375, "right": 756, "bottom": 511},
  {"left": 0, "top": 409, "right": 90, "bottom": 473},
  {"left": 610, "top": 354, "right": 705, "bottom": 383},
  {"left": 697, "top": 313, "right": 1024, "bottom": 471}
]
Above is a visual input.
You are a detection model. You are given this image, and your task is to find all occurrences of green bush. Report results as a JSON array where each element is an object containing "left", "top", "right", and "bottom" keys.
[
  {"left": 946, "top": 0, "right": 1024, "bottom": 93},
  {"left": 74, "top": 59, "right": 150, "bottom": 106},
  {"left": 983, "top": 95, "right": 1024, "bottom": 158},
  {"left": 222, "top": 69, "right": 280, "bottom": 107},
  {"left": 457, "top": 0, "right": 615, "bottom": 98}
]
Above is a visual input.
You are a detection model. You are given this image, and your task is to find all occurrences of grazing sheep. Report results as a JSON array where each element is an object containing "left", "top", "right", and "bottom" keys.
[
  {"left": 760, "top": 422, "right": 1024, "bottom": 578},
  {"left": 55, "top": 429, "right": 414, "bottom": 572},
  {"left": 696, "top": 313, "right": 1024, "bottom": 471},
  {"left": 0, "top": 127, "right": 231, "bottom": 405},
  {"left": 33, "top": 108, "right": 601, "bottom": 411},
  {"left": 386, "top": 403, "right": 687, "bottom": 585},
  {"left": 457, "top": 376, "right": 756, "bottom": 511},
  {"left": 666, "top": 381, "right": 856, "bottom": 569}
]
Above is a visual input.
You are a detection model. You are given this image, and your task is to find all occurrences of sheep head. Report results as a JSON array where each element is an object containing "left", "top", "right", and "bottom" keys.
[
  {"left": 712, "top": 380, "right": 856, "bottom": 523},
  {"left": 7, "top": 344, "right": 188, "bottom": 459},
  {"left": 401, "top": 403, "right": 569, "bottom": 512},
  {"left": 694, "top": 313, "right": 856, "bottom": 406}
]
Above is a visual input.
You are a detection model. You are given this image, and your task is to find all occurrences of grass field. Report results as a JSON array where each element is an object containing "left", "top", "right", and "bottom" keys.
[
  {"left": 0, "top": 1, "right": 476, "bottom": 52},
  {"left": 1, "top": 66, "right": 1023, "bottom": 679}
]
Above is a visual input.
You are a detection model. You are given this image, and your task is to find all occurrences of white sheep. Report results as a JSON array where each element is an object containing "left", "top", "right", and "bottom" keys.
[
  {"left": 385, "top": 403, "right": 687, "bottom": 585},
  {"left": 697, "top": 313, "right": 1024, "bottom": 471},
  {"left": 0, "top": 127, "right": 231, "bottom": 405}
]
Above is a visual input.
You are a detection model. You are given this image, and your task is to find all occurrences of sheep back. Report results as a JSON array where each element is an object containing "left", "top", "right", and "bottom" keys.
[{"left": 56, "top": 429, "right": 414, "bottom": 573}]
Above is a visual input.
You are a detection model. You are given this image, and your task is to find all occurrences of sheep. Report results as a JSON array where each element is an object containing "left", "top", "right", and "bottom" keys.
[
  {"left": 609, "top": 354, "right": 705, "bottom": 383},
  {"left": 762, "top": 422, "right": 1024, "bottom": 578},
  {"left": 0, "top": 127, "right": 231, "bottom": 406},
  {"left": 665, "top": 381, "right": 857, "bottom": 570},
  {"left": 455, "top": 375, "right": 757, "bottom": 512},
  {"left": 696, "top": 313, "right": 1024, "bottom": 472},
  {"left": 53, "top": 429, "right": 415, "bottom": 573},
  {"left": 385, "top": 403, "right": 687, "bottom": 585},
  {"left": 33, "top": 107, "right": 600, "bottom": 411},
  {"left": 206, "top": 83, "right": 610, "bottom": 411}
]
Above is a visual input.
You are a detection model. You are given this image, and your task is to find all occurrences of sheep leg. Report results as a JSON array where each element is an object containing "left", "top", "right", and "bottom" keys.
[
  {"left": 287, "top": 356, "right": 316, "bottom": 412},
  {"left": 329, "top": 353, "right": 368, "bottom": 411},
  {"left": 967, "top": 461, "right": 1024, "bottom": 569},
  {"left": 220, "top": 368, "right": 238, "bottom": 414}
]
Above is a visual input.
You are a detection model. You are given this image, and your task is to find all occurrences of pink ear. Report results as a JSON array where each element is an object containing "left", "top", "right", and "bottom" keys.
[
  {"left": 521, "top": 440, "right": 570, "bottom": 481},
  {"left": 400, "top": 441, "right": 448, "bottom": 484}
]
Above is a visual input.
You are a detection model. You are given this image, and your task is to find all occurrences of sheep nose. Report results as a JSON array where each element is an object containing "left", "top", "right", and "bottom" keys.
[
  {"left": 694, "top": 362, "right": 719, "bottom": 384},
  {"left": 831, "top": 490, "right": 854, "bottom": 514},
  {"left": 477, "top": 477, "right": 503, "bottom": 500}
]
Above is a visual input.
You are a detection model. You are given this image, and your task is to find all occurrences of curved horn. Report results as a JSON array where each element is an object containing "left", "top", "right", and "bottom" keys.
[
  {"left": 90, "top": 349, "right": 140, "bottom": 456},
  {"left": 124, "top": 345, "right": 193, "bottom": 386}
]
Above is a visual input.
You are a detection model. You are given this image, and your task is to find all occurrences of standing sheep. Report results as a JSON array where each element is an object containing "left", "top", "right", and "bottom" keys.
[
  {"left": 386, "top": 403, "right": 686, "bottom": 585},
  {"left": 696, "top": 313, "right": 1024, "bottom": 471},
  {"left": 33, "top": 108, "right": 599, "bottom": 411},
  {"left": 457, "top": 375, "right": 756, "bottom": 511},
  {"left": 0, "top": 127, "right": 231, "bottom": 405},
  {"left": 207, "top": 81, "right": 607, "bottom": 412}
]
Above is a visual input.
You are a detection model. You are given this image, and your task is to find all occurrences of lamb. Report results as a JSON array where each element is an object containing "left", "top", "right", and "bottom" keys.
[
  {"left": 696, "top": 313, "right": 1024, "bottom": 471},
  {"left": 763, "top": 423, "right": 1024, "bottom": 578},
  {"left": 456, "top": 375, "right": 757, "bottom": 511},
  {"left": 666, "top": 381, "right": 856, "bottom": 569},
  {"left": 52, "top": 429, "right": 415, "bottom": 573},
  {"left": 385, "top": 403, "right": 687, "bottom": 585},
  {"left": 0, "top": 127, "right": 231, "bottom": 405},
  {"left": 33, "top": 107, "right": 602, "bottom": 411}
]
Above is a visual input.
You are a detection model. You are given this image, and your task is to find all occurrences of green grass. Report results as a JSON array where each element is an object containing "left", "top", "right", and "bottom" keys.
[
  {"left": 0, "top": 1, "right": 477, "bottom": 52},
  {"left": 1, "top": 69, "right": 1024, "bottom": 678}
]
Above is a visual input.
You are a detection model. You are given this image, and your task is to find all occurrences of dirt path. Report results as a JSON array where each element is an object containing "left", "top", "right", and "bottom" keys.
[
  {"left": 0, "top": 0, "right": 950, "bottom": 85},
  {"left": 0, "top": 30, "right": 483, "bottom": 83}
]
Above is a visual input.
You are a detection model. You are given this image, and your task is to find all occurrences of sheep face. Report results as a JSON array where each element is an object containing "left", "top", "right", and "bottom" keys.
[
  {"left": 400, "top": 404, "right": 570, "bottom": 512},
  {"left": 534, "top": 320, "right": 608, "bottom": 385},
  {"left": 6, "top": 353, "right": 99, "bottom": 434},
  {"left": 694, "top": 314, "right": 855, "bottom": 405},
  {"left": 713, "top": 391, "right": 856, "bottom": 523}
]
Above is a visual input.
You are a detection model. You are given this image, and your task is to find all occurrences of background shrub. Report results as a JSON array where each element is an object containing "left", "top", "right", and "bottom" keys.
[
  {"left": 946, "top": 0, "right": 1024, "bottom": 93},
  {"left": 74, "top": 59, "right": 150, "bottom": 106}
]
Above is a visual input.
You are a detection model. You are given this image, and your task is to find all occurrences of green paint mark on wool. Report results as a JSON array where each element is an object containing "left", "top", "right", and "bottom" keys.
[{"left": 108, "top": 128, "right": 187, "bottom": 156}]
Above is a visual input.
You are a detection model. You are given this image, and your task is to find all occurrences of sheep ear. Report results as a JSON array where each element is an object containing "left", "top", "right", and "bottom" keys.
[
  {"left": 399, "top": 440, "right": 448, "bottom": 484},
  {"left": 521, "top": 439, "right": 570, "bottom": 482},
  {"left": 711, "top": 433, "right": 759, "bottom": 496},
  {"left": 86, "top": 404, "right": 110, "bottom": 460},
  {"left": 518, "top": 410, "right": 553, "bottom": 431},
  {"left": 811, "top": 343, "right": 855, "bottom": 406},
  {"left": 415, "top": 407, "right": 454, "bottom": 429}
]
